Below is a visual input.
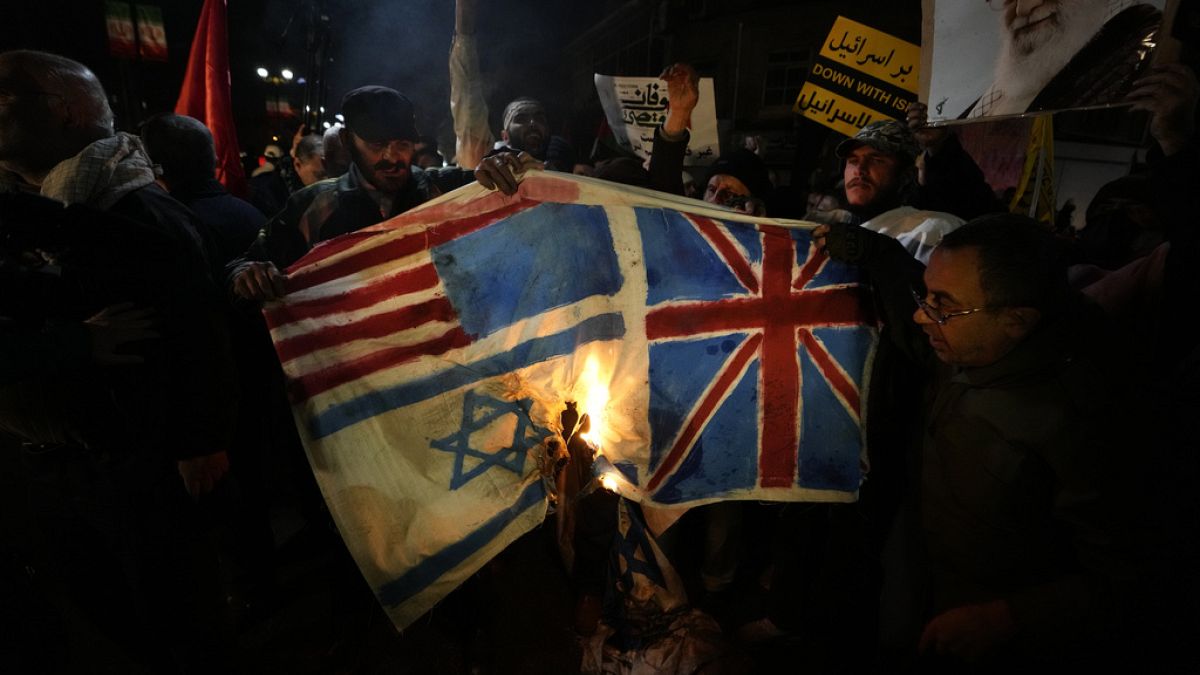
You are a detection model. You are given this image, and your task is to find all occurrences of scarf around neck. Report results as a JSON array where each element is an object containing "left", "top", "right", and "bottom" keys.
[{"left": 40, "top": 132, "right": 156, "bottom": 210}]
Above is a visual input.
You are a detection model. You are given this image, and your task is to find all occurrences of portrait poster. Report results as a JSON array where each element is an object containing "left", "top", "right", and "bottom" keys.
[
  {"left": 794, "top": 16, "right": 921, "bottom": 137},
  {"left": 594, "top": 74, "right": 719, "bottom": 166},
  {"left": 922, "top": 0, "right": 1171, "bottom": 124}
]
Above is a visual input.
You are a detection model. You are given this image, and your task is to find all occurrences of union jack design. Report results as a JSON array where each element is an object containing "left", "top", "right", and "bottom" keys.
[{"left": 263, "top": 173, "right": 878, "bottom": 630}]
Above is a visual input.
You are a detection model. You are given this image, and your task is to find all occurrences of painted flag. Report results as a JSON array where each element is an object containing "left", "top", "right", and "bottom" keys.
[
  {"left": 581, "top": 497, "right": 727, "bottom": 673},
  {"left": 264, "top": 173, "right": 878, "bottom": 629},
  {"left": 136, "top": 5, "right": 168, "bottom": 62},
  {"left": 175, "top": 0, "right": 246, "bottom": 197},
  {"left": 105, "top": 2, "right": 136, "bottom": 59}
]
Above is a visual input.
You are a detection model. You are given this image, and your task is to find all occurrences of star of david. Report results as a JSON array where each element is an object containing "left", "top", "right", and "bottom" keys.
[
  {"left": 617, "top": 509, "right": 666, "bottom": 591},
  {"left": 431, "top": 391, "right": 545, "bottom": 491}
]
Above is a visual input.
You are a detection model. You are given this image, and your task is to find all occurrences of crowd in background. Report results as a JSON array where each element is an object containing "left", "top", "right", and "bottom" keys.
[{"left": 2, "top": 0, "right": 1200, "bottom": 671}]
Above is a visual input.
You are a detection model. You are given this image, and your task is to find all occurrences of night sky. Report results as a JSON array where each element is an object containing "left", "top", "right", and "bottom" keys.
[{"left": 0, "top": 0, "right": 609, "bottom": 158}]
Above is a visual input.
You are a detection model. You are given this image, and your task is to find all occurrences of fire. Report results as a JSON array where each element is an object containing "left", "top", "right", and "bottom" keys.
[
  {"left": 577, "top": 355, "right": 609, "bottom": 448},
  {"left": 600, "top": 473, "right": 620, "bottom": 492}
]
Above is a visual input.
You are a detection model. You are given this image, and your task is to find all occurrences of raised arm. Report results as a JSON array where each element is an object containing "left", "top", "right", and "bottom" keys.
[{"left": 450, "top": 0, "right": 495, "bottom": 169}]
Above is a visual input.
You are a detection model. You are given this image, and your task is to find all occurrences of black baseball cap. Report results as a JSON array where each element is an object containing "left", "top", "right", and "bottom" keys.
[{"left": 340, "top": 86, "right": 419, "bottom": 143}]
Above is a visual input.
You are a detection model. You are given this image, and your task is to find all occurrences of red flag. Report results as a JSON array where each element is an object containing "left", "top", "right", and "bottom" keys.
[{"left": 175, "top": 0, "right": 246, "bottom": 197}]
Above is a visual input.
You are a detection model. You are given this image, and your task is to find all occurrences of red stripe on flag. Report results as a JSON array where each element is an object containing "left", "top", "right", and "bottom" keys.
[
  {"left": 286, "top": 200, "right": 535, "bottom": 292},
  {"left": 646, "top": 288, "right": 868, "bottom": 340},
  {"left": 287, "top": 231, "right": 382, "bottom": 271},
  {"left": 274, "top": 296, "right": 457, "bottom": 363},
  {"left": 798, "top": 329, "right": 862, "bottom": 420},
  {"left": 793, "top": 242, "right": 828, "bottom": 290},
  {"left": 286, "top": 326, "right": 473, "bottom": 402},
  {"left": 646, "top": 333, "right": 763, "bottom": 493},
  {"left": 757, "top": 231, "right": 801, "bottom": 488},
  {"left": 265, "top": 263, "right": 439, "bottom": 328},
  {"left": 687, "top": 214, "right": 760, "bottom": 294}
]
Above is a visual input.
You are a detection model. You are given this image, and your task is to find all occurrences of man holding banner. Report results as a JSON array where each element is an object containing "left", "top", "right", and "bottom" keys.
[{"left": 836, "top": 120, "right": 963, "bottom": 263}]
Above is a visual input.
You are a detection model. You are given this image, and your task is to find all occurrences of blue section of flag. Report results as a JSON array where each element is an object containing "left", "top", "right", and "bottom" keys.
[
  {"left": 647, "top": 333, "right": 747, "bottom": 471},
  {"left": 375, "top": 479, "right": 547, "bottom": 607},
  {"left": 726, "top": 219, "right": 763, "bottom": 264},
  {"left": 636, "top": 208, "right": 747, "bottom": 304},
  {"left": 797, "top": 350, "right": 861, "bottom": 491},
  {"left": 309, "top": 313, "right": 627, "bottom": 438},
  {"left": 653, "top": 359, "right": 761, "bottom": 503},
  {"left": 432, "top": 203, "right": 624, "bottom": 339},
  {"left": 812, "top": 326, "right": 875, "bottom": 388}
]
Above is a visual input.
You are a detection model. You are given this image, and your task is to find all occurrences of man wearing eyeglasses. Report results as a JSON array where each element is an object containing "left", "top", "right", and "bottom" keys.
[{"left": 813, "top": 214, "right": 1139, "bottom": 668}]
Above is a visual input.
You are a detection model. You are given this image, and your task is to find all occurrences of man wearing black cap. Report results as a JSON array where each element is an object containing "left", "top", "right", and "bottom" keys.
[
  {"left": 702, "top": 148, "right": 773, "bottom": 216},
  {"left": 835, "top": 119, "right": 962, "bottom": 263},
  {"left": 229, "top": 85, "right": 478, "bottom": 301}
]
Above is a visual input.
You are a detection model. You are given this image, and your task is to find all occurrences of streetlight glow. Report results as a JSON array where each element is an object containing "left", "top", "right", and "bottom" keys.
[
  {"left": 281, "top": 68, "right": 294, "bottom": 81},
  {"left": 255, "top": 67, "right": 269, "bottom": 79}
]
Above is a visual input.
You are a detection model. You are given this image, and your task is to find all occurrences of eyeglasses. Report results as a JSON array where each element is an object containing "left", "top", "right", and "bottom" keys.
[{"left": 910, "top": 288, "right": 988, "bottom": 325}]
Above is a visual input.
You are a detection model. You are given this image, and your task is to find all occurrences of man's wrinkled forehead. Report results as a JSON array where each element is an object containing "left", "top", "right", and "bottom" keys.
[{"left": 505, "top": 101, "right": 545, "bottom": 125}]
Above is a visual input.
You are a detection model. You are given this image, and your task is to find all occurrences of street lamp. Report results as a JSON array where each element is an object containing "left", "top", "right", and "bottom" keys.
[{"left": 257, "top": 66, "right": 298, "bottom": 134}]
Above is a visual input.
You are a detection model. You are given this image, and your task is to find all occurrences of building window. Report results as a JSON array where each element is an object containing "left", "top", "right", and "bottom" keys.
[{"left": 763, "top": 49, "right": 810, "bottom": 107}]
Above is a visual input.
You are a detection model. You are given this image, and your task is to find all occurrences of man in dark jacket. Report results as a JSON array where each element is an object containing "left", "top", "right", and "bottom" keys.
[
  {"left": 814, "top": 214, "right": 1139, "bottom": 669},
  {"left": 229, "top": 85, "right": 480, "bottom": 301},
  {"left": 0, "top": 49, "right": 235, "bottom": 671}
]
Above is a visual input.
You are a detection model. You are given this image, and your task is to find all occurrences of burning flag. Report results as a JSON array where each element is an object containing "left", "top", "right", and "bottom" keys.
[{"left": 264, "top": 173, "right": 878, "bottom": 629}]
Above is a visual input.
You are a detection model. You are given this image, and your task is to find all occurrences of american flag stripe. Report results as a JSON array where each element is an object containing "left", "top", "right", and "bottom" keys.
[
  {"left": 274, "top": 296, "right": 459, "bottom": 364},
  {"left": 287, "top": 325, "right": 473, "bottom": 403},
  {"left": 306, "top": 312, "right": 627, "bottom": 438},
  {"left": 284, "top": 199, "right": 537, "bottom": 294},
  {"left": 266, "top": 263, "right": 440, "bottom": 327},
  {"left": 284, "top": 230, "right": 379, "bottom": 272}
]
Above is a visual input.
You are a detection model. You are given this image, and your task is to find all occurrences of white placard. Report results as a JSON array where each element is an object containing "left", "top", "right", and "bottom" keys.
[{"left": 595, "top": 74, "right": 719, "bottom": 166}]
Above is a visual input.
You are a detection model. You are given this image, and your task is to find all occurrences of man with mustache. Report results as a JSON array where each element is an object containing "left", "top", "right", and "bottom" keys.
[
  {"left": 230, "top": 86, "right": 480, "bottom": 300},
  {"left": 967, "top": 0, "right": 1162, "bottom": 118},
  {"left": 837, "top": 119, "right": 963, "bottom": 263},
  {"left": 813, "top": 214, "right": 1140, "bottom": 668}
]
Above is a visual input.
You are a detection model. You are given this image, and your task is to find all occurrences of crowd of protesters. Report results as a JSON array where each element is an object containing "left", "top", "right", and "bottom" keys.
[{"left": 2, "top": 1, "right": 1199, "bottom": 670}]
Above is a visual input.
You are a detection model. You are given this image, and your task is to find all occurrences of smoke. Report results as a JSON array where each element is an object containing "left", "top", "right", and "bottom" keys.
[{"left": 249, "top": 0, "right": 607, "bottom": 154}]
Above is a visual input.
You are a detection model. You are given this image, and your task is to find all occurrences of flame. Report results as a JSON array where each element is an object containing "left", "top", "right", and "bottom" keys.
[
  {"left": 600, "top": 473, "right": 620, "bottom": 492},
  {"left": 578, "top": 355, "right": 609, "bottom": 448}
]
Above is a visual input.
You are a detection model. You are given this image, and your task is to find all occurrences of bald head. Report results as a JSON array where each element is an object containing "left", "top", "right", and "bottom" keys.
[
  {"left": 322, "top": 122, "right": 350, "bottom": 177},
  {"left": 0, "top": 50, "right": 114, "bottom": 182}
]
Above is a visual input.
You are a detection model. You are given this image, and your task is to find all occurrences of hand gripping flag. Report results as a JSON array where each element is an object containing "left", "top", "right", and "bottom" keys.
[{"left": 264, "top": 173, "right": 878, "bottom": 629}]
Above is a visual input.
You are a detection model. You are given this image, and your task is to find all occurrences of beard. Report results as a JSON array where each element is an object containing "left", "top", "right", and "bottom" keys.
[
  {"left": 988, "top": 0, "right": 1108, "bottom": 111},
  {"left": 348, "top": 143, "right": 409, "bottom": 193}
]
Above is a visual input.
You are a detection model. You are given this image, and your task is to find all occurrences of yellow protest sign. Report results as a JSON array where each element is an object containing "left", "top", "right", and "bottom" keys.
[{"left": 796, "top": 17, "right": 920, "bottom": 135}]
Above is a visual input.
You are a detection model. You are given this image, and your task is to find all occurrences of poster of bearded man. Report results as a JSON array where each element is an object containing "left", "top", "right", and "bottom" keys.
[{"left": 922, "top": 0, "right": 1173, "bottom": 123}]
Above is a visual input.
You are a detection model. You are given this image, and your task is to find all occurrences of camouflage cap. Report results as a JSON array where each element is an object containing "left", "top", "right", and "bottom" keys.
[{"left": 835, "top": 119, "right": 921, "bottom": 163}]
